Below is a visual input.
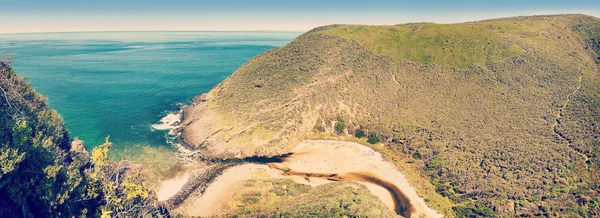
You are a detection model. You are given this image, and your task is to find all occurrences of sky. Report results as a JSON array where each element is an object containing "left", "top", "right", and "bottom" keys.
[{"left": 0, "top": 0, "right": 598, "bottom": 33}]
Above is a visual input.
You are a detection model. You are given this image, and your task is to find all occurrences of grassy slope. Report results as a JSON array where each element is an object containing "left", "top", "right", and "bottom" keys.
[{"left": 187, "top": 14, "right": 600, "bottom": 216}]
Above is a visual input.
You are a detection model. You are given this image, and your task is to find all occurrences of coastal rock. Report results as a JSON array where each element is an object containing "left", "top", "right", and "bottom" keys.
[{"left": 69, "top": 139, "right": 89, "bottom": 166}]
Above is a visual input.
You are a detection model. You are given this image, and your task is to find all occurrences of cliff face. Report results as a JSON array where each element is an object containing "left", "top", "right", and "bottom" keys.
[{"left": 181, "top": 14, "right": 600, "bottom": 216}]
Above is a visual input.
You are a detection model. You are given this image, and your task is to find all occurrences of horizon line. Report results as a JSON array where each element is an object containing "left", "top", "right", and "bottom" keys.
[
  {"left": 1, "top": 13, "right": 598, "bottom": 35},
  {"left": 0, "top": 29, "right": 306, "bottom": 35}
]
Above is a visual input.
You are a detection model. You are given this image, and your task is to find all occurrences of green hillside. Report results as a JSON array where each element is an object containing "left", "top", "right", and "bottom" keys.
[{"left": 181, "top": 14, "right": 600, "bottom": 216}]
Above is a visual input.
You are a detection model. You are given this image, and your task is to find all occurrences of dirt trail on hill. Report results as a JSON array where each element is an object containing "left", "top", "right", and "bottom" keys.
[
  {"left": 552, "top": 68, "right": 589, "bottom": 162},
  {"left": 167, "top": 140, "right": 441, "bottom": 218}
]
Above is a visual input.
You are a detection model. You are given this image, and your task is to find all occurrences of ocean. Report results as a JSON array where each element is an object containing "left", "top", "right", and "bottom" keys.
[{"left": 0, "top": 31, "right": 299, "bottom": 154}]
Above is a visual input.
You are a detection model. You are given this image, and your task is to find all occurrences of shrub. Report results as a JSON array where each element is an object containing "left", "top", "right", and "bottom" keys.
[
  {"left": 314, "top": 118, "right": 325, "bottom": 132},
  {"left": 89, "top": 138, "right": 165, "bottom": 217},
  {"left": 452, "top": 206, "right": 475, "bottom": 217},
  {"left": 367, "top": 133, "right": 381, "bottom": 144},
  {"left": 334, "top": 121, "right": 346, "bottom": 135},
  {"left": 474, "top": 204, "right": 494, "bottom": 217},
  {"left": 314, "top": 124, "right": 325, "bottom": 133},
  {"left": 354, "top": 129, "right": 365, "bottom": 138}
]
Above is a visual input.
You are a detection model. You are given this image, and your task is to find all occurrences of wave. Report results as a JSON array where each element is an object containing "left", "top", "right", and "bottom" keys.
[{"left": 152, "top": 107, "right": 184, "bottom": 135}]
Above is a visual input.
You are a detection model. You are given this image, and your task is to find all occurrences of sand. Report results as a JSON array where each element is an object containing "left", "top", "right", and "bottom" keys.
[
  {"left": 156, "top": 170, "right": 192, "bottom": 201},
  {"left": 174, "top": 164, "right": 282, "bottom": 216},
  {"left": 168, "top": 140, "right": 442, "bottom": 218}
]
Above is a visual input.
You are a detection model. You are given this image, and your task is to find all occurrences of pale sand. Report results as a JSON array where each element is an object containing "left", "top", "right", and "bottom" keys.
[
  {"left": 152, "top": 162, "right": 208, "bottom": 201},
  {"left": 173, "top": 140, "right": 442, "bottom": 218},
  {"left": 156, "top": 170, "right": 192, "bottom": 201},
  {"left": 175, "top": 164, "right": 287, "bottom": 216}
]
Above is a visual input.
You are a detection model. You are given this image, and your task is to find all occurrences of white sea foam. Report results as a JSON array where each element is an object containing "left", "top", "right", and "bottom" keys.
[{"left": 152, "top": 109, "right": 183, "bottom": 135}]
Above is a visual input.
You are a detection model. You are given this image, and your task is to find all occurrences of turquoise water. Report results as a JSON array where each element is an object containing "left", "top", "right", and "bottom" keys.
[{"left": 0, "top": 31, "right": 299, "bottom": 151}]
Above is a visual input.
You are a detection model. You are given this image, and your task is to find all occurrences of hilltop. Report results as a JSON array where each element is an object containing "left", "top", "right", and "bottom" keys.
[{"left": 179, "top": 14, "right": 600, "bottom": 216}]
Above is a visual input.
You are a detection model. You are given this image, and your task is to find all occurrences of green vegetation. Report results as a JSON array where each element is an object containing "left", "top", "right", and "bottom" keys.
[
  {"left": 354, "top": 129, "right": 365, "bottom": 138},
  {"left": 88, "top": 138, "right": 165, "bottom": 217},
  {"left": 186, "top": 14, "right": 600, "bottom": 216},
  {"left": 453, "top": 204, "right": 494, "bottom": 217},
  {"left": 0, "top": 61, "right": 167, "bottom": 217},
  {"left": 334, "top": 120, "right": 346, "bottom": 135},
  {"left": 313, "top": 118, "right": 326, "bottom": 133},
  {"left": 1, "top": 60, "right": 79, "bottom": 217},
  {"left": 574, "top": 18, "right": 600, "bottom": 64},
  {"left": 325, "top": 15, "right": 600, "bottom": 68},
  {"left": 367, "top": 132, "right": 381, "bottom": 144},
  {"left": 327, "top": 22, "right": 524, "bottom": 67}
]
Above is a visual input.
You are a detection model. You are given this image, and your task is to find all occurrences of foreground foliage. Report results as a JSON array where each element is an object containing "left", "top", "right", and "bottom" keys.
[{"left": 0, "top": 61, "right": 166, "bottom": 217}]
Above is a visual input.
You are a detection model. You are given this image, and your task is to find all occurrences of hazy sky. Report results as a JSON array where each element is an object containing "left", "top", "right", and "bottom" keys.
[{"left": 1, "top": 0, "right": 599, "bottom": 33}]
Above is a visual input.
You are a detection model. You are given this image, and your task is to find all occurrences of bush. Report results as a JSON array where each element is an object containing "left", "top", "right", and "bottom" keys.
[
  {"left": 474, "top": 204, "right": 494, "bottom": 217},
  {"left": 314, "top": 124, "right": 325, "bottom": 132},
  {"left": 452, "top": 206, "right": 475, "bottom": 217},
  {"left": 314, "top": 118, "right": 325, "bottom": 132},
  {"left": 88, "top": 138, "right": 166, "bottom": 217},
  {"left": 354, "top": 129, "right": 365, "bottom": 138},
  {"left": 367, "top": 133, "right": 381, "bottom": 144},
  {"left": 334, "top": 121, "right": 346, "bottom": 135},
  {"left": 425, "top": 158, "right": 442, "bottom": 171}
]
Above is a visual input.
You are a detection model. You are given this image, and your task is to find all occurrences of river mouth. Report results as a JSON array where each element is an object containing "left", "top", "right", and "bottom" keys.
[{"left": 160, "top": 140, "right": 441, "bottom": 218}]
